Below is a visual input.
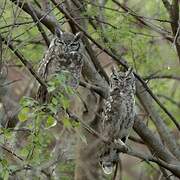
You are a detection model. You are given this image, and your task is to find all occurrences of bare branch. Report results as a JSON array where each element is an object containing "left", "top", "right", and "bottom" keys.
[
  {"left": 68, "top": 110, "right": 180, "bottom": 177},
  {"left": 157, "top": 94, "right": 180, "bottom": 108},
  {"left": 144, "top": 75, "right": 180, "bottom": 81},
  {"left": 162, "top": 0, "right": 171, "bottom": 13},
  {"left": 0, "top": 34, "right": 47, "bottom": 89},
  {"left": 10, "top": 0, "right": 61, "bottom": 34},
  {"left": 27, "top": 3, "right": 50, "bottom": 46},
  {"left": 136, "top": 81, "right": 180, "bottom": 160},
  {"left": 112, "top": 0, "right": 173, "bottom": 42},
  {"left": 80, "top": 81, "right": 108, "bottom": 99},
  {"left": 49, "top": 0, "right": 180, "bottom": 130}
]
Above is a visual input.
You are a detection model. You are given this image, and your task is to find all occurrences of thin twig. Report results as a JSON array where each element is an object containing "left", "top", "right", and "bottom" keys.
[{"left": 0, "top": 34, "right": 47, "bottom": 88}]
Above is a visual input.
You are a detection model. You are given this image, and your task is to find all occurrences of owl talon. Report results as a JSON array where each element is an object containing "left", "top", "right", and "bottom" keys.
[{"left": 114, "top": 139, "right": 128, "bottom": 153}]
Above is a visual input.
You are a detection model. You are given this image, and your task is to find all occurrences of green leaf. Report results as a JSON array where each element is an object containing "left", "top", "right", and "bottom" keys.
[
  {"left": 48, "top": 104, "right": 58, "bottom": 114},
  {"left": 60, "top": 95, "right": 70, "bottom": 109},
  {"left": 47, "top": 86, "right": 56, "bottom": 93},
  {"left": 0, "top": 159, "right": 8, "bottom": 167},
  {"left": 18, "top": 107, "right": 30, "bottom": 122},
  {"left": 45, "top": 115, "right": 57, "bottom": 129},
  {"left": 20, "top": 97, "right": 37, "bottom": 107},
  {"left": 19, "top": 148, "right": 29, "bottom": 157},
  {"left": 62, "top": 118, "right": 72, "bottom": 128},
  {"left": 3, "top": 129, "right": 12, "bottom": 139},
  {"left": 52, "top": 97, "right": 58, "bottom": 105},
  {"left": 2, "top": 170, "right": 9, "bottom": 180}
]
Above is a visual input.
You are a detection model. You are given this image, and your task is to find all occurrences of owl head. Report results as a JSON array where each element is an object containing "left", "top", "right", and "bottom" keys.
[
  {"left": 110, "top": 67, "right": 135, "bottom": 94},
  {"left": 53, "top": 30, "right": 82, "bottom": 53}
]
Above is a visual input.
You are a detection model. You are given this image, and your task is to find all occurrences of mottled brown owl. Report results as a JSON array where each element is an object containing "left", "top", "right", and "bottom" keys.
[
  {"left": 99, "top": 67, "right": 136, "bottom": 174},
  {"left": 37, "top": 31, "right": 83, "bottom": 102}
]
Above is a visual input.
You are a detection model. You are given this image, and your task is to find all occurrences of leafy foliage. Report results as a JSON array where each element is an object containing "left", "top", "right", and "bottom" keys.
[{"left": 0, "top": 0, "right": 179, "bottom": 179}]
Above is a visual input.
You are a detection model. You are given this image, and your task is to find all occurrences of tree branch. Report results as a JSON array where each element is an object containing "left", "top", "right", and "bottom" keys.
[
  {"left": 162, "top": 0, "right": 171, "bottom": 13},
  {"left": 136, "top": 81, "right": 180, "bottom": 160},
  {"left": 10, "top": 0, "right": 62, "bottom": 34},
  {"left": 0, "top": 34, "right": 47, "bottom": 89},
  {"left": 49, "top": 0, "right": 179, "bottom": 130},
  {"left": 112, "top": 0, "right": 173, "bottom": 42}
]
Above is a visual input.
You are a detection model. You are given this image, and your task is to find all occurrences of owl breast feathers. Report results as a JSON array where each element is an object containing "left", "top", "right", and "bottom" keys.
[
  {"left": 37, "top": 31, "right": 84, "bottom": 102},
  {"left": 100, "top": 67, "right": 136, "bottom": 174}
]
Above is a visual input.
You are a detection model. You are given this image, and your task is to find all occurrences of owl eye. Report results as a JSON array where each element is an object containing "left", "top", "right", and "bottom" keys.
[
  {"left": 113, "top": 77, "right": 118, "bottom": 81},
  {"left": 70, "top": 42, "right": 80, "bottom": 51},
  {"left": 55, "top": 39, "right": 64, "bottom": 46}
]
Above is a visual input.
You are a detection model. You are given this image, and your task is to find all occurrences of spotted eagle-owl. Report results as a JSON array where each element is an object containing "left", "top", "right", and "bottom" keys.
[
  {"left": 37, "top": 31, "right": 83, "bottom": 102},
  {"left": 99, "top": 67, "right": 136, "bottom": 174}
]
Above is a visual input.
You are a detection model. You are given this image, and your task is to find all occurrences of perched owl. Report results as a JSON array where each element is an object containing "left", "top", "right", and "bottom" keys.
[
  {"left": 99, "top": 67, "right": 136, "bottom": 174},
  {"left": 37, "top": 31, "right": 83, "bottom": 102}
]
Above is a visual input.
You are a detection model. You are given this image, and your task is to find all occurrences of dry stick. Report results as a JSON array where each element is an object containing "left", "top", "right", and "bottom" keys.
[
  {"left": 50, "top": 0, "right": 180, "bottom": 130},
  {"left": 0, "top": 21, "right": 34, "bottom": 30}
]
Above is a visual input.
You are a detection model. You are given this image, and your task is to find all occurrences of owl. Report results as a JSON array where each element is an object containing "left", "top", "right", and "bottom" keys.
[
  {"left": 99, "top": 67, "right": 136, "bottom": 174},
  {"left": 37, "top": 31, "right": 83, "bottom": 102}
]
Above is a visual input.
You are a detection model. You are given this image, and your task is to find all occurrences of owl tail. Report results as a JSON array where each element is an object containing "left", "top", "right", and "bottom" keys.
[
  {"left": 37, "top": 85, "right": 48, "bottom": 103},
  {"left": 101, "top": 161, "right": 115, "bottom": 174},
  {"left": 100, "top": 148, "right": 119, "bottom": 174}
]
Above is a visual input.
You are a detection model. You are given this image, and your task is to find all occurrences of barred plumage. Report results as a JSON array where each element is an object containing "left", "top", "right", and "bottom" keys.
[
  {"left": 99, "top": 67, "right": 136, "bottom": 174},
  {"left": 37, "top": 31, "right": 83, "bottom": 102}
]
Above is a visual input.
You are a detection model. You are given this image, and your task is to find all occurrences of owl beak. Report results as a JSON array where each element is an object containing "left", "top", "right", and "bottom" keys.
[
  {"left": 125, "top": 68, "right": 133, "bottom": 77},
  {"left": 74, "top": 32, "right": 83, "bottom": 42}
]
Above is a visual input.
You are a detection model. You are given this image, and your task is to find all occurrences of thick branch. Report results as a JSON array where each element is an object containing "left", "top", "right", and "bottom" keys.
[
  {"left": 10, "top": 0, "right": 61, "bottom": 34},
  {"left": 80, "top": 81, "right": 108, "bottom": 99},
  {"left": 10, "top": 0, "right": 109, "bottom": 95},
  {"left": 50, "top": 0, "right": 179, "bottom": 130},
  {"left": 162, "top": 0, "right": 171, "bottom": 13},
  {"left": 68, "top": 110, "right": 180, "bottom": 177},
  {"left": 28, "top": 3, "right": 50, "bottom": 46},
  {"left": 136, "top": 81, "right": 180, "bottom": 160}
]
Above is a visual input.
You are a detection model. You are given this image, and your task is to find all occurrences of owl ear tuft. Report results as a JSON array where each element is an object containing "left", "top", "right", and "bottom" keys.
[
  {"left": 74, "top": 32, "right": 83, "bottom": 41},
  {"left": 55, "top": 27, "right": 63, "bottom": 38}
]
